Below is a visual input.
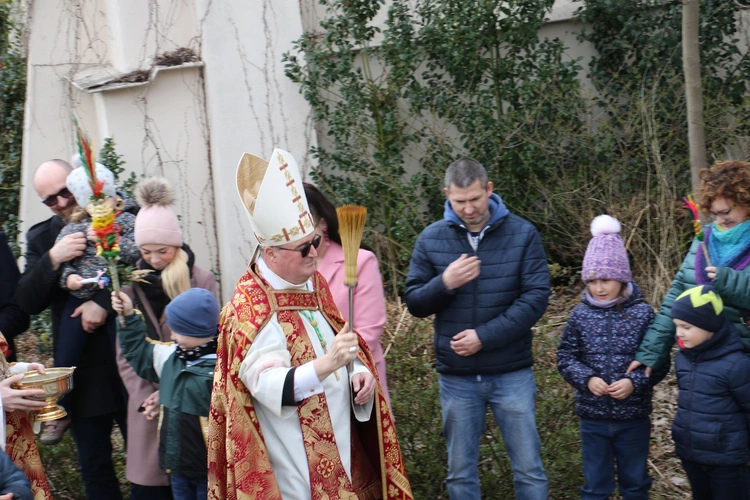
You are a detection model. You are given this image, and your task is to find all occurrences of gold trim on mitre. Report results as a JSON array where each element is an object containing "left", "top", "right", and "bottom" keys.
[{"left": 235, "top": 148, "right": 314, "bottom": 245}]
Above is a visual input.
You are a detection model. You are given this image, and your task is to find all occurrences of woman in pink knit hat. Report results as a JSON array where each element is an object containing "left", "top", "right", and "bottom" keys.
[
  {"left": 116, "top": 178, "right": 217, "bottom": 499},
  {"left": 303, "top": 183, "right": 391, "bottom": 407}
]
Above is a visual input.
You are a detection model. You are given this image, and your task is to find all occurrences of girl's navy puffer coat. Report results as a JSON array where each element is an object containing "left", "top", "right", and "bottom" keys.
[
  {"left": 672, "top": 318, "right": 750, "bottom": 466},
  {"left": 557, "top": 282, "right": 669, "bottom": 420}
]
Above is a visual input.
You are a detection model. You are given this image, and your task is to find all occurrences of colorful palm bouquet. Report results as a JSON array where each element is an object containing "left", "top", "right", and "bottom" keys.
[{"left": 74, "top": 120, "right": 127, "bottom": 325}]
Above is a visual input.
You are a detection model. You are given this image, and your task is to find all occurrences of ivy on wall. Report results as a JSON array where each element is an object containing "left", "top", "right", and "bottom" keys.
[
  {"left": 286, "top": 0, "right": 750, "bottom": 299},
  {"left": 99, "top": 137, "right": 139, "bottom": 199},
  {"left": 0, "top": 2, "right": 26, "bottom": 251},
  {"left": 285, "top": 0, "right": 583, "bottom": 295}
]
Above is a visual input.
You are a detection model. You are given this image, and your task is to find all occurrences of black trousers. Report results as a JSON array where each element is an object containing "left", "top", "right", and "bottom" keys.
[
  {"left": 70, "top": 410, "right": 127, "bottom": 500},
  {"left": 681, "top": 459, "right": 750, "bottom": 500},
  {"left": 130, "top": 483, "right": 172, "bottom": 500}
]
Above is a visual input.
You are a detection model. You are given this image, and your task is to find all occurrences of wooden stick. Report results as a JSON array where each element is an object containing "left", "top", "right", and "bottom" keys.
[
  {"left": 108, "top": 260, "right": 126, "bottom": 327},
  {"left": 701, "top": 241, "right": 712, "bottom": 267}
]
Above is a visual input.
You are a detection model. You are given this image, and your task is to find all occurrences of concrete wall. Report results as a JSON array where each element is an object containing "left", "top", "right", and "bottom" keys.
[
  {"left": 195, "top": 0, "right": 318, "bottom": 296},
  {"left": 20, "top": 0, "right": 318, "bottom": 299}
]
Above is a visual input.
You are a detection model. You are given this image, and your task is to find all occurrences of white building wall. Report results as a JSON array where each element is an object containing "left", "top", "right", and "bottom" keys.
[
  {"left": 17, "top": 0, "right": 604, "bottom": 299},
  {"left": 19, "top": 0, "right": 318, "bottom": 299},
  {"left": 194, "top": 0, "right": 318, "bottom": 297}
]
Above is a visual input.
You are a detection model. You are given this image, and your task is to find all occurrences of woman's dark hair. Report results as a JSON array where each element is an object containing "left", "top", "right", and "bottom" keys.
[{"left": 303, "top": 183, "right": 342, "bottom": 245}]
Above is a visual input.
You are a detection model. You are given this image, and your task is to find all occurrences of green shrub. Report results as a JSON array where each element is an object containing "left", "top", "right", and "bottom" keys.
[
  {"left": 285, "top": 0, "right": 750, "bottom": 306},
  {"left": 0, "top": 2, "right": 26, "bottom": 252}
]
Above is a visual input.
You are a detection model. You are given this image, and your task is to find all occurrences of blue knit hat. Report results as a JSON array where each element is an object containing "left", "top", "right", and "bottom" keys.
[
  {"left": 671, "top": 285, "right": 724, "bottom": 333},
  {"left": 165, "top": 288, "right": 219, "bottom": 338}
]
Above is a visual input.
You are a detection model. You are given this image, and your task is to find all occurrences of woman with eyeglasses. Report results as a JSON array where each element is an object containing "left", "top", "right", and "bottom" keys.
[
  {"left": 628, "top": 160, "right": 750, "bottom": 377},
  {"left": 303, "top": 183, "right": 391, "bottom": 407}
]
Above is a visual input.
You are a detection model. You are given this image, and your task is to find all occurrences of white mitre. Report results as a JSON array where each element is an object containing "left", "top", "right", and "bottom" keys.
[{"left": 236, "top": 148, "right": 314, "bottom": 248}]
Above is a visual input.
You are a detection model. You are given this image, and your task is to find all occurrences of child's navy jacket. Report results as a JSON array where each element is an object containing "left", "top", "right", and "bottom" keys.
[
  {"left": 557, "top": 282, "right": 669, "bottom": 420},
  {"left": 673, "top": 317, "right": 750, "bottom": 466}
]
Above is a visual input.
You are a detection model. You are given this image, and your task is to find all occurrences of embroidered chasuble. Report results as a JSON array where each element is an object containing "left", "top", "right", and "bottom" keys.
[
  {"left": 0, "top": 334, "right": 52, "bottom": 500},
  {"left": 208, "top": 265, "right": 413, "bottom": 500}
]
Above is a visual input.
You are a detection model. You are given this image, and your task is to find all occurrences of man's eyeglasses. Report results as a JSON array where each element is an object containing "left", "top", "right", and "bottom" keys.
[
  {"left": 709, "top": 205, "right": 734, "bottom": 221},
  {"left": 41, "top": 187, "right": 74, "bottom": 207},
  {"left": 275, "top": 234, "right": 322, "bottom": 258}
]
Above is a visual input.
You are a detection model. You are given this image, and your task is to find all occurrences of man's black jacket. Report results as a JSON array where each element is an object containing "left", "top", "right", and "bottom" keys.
[
  {"left": 0, "top": 231, "right": 29, "bottom": 362},
  {"left": 16, "top": 208, "right": 135, "bottom": 418}
]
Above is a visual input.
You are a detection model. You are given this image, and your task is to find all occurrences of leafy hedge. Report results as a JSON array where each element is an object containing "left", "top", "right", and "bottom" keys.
[
  {"left": 0, "top": 2, "right": 26, "bottom": 253},
  {"left": 285, "top": 0, "right": 750, "bottom": 301}
]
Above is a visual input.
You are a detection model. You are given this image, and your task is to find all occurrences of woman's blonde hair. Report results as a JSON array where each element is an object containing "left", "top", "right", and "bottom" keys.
[{"left": 160, "top": 247, "right": 191, "bottom": 300}]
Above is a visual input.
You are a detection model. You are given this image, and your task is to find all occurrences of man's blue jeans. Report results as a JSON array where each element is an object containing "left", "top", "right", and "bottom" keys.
[
  {"left": 439, "top": 368, "right": 548, "bottom": 500},
  {"left": 579, "top": 417, "right": 652, "bottom": 500}
]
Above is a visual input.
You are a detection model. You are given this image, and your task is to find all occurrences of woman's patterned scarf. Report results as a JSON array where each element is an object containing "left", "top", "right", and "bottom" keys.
[{"left": 696, "top": 219, "right": 750, "bottom": 284}]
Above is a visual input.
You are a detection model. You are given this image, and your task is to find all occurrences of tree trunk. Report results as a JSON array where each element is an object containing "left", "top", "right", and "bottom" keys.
[{"left": 683, "top": 0, "right": 707, "bottom": 195}]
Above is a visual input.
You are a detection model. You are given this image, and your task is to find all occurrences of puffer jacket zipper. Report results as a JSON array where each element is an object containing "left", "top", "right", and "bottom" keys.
[
  {"left": 606, "top": 308, "right": 614, "bottom": 419},
  {"left": 686, "top": 356, "right": 697, "bottom": 462}
]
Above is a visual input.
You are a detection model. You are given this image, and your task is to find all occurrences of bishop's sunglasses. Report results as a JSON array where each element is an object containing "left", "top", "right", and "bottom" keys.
[
  {"left": 275, "top": 234, "right": 323, "bottom": 258},
  {"left": 41, "top": 187, "right": 74, "bottom": 207}
]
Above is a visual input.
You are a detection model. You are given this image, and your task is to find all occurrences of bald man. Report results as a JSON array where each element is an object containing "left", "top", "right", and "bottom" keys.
[{"left": 16, "top": 159, "right": 132, "bottom": 500}]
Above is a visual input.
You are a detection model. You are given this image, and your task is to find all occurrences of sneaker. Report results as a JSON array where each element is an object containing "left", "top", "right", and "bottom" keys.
[{"left": 39, "top": 416, "right": 72, "bottom": 446}]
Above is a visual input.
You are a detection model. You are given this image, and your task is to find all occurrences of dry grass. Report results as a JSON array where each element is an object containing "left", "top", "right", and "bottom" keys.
[{"left": 15, "top": 277, "right": 693, "bottom": 499}]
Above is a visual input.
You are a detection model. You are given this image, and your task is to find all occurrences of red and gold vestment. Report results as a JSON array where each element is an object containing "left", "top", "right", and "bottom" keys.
[{"left": 207, "top": 266, "right": 413, "bottom": 500}]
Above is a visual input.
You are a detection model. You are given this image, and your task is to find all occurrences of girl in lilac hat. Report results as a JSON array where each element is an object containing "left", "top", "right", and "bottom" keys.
[{"left": 557, "top": 215, "right": 668, "bottom": 500}]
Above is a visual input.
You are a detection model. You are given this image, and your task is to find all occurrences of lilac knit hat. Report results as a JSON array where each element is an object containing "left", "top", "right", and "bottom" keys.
[
  {"left": 582, "top": 215, "right": 632, "bottom": 283},
  {"left": 134, "top": 178, "right": 183, "bottom": 247}
]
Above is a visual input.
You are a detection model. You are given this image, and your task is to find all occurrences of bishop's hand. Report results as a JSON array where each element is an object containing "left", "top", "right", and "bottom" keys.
[{"left": 313, "top": 323, "right": 358, "bottom": 381}]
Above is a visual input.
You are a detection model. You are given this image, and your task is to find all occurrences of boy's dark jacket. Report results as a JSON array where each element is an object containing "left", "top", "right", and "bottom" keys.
[
  {"left": 118, "top": 312, "right": 215, "bottom": 479},
  {"left": 672, "top": 317, "right": 750, "bottom": 466},
  {"left": 557, "top": 282, "right": 669, "bottom": 420}
]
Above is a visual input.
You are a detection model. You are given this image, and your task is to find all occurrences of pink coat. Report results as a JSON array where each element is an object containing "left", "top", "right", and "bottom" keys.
[
  {"left": 317, "top": 242, "right": 390, "bottom": 405},
  {"left": 116, "top": 265, "right": 217, "bottom": 486}
]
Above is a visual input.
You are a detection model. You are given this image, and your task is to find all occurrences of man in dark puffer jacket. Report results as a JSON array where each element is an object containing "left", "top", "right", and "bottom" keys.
[
  {"left": 405, "top": 158, "right": 550, "bottom": 500},
  {"left": 671, "top": 285, "right": 750, "bottom": 499}
]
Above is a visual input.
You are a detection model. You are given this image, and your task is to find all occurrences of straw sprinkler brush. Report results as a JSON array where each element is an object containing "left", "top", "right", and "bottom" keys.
[{"left": 336, "top": 205, "right": 367, "bottom": 374}]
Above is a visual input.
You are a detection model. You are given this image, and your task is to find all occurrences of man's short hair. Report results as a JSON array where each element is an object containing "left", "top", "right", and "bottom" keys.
[{"left": 444, "top": 158, "right": 488, "bottom": 189}]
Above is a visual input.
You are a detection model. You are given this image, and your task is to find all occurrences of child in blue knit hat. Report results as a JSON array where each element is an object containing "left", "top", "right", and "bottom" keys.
[
  {"left": 670, "top": 285, "right": 750, "bottom": 500},
  {"left": 557, "top": 215, "right": 668, "bottom": 499},
  {"left": 113, "top": 287, "right": 219, "bottom": 500}
]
